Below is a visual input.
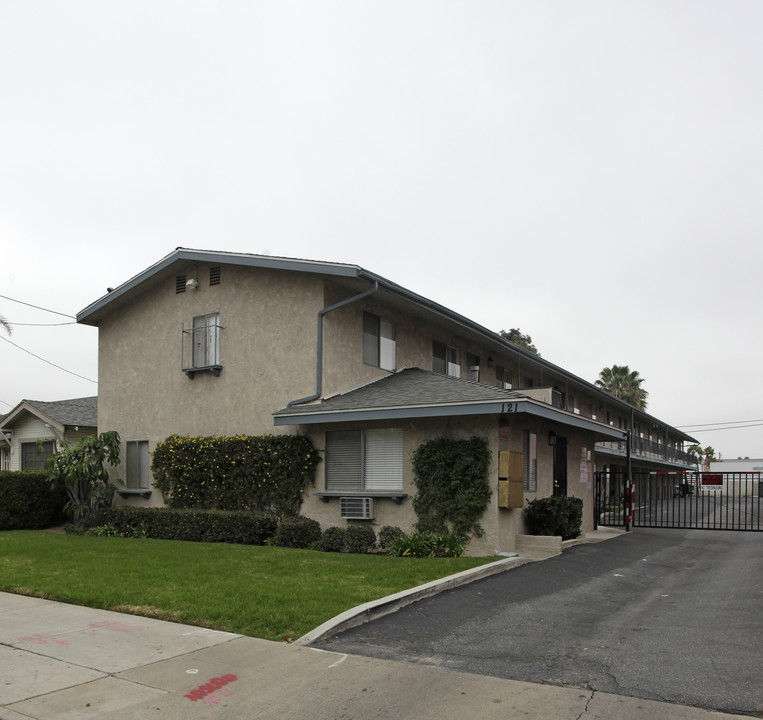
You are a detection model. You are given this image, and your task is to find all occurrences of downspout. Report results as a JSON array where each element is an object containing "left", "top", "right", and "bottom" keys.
[{"left": 287, "top": 280, "right": 379, "bottom": 407}]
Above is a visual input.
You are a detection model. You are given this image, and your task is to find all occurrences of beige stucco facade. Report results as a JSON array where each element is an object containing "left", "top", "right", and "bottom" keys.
[{"left": 78, "top": 249, "right": 696, "bottom": 555}]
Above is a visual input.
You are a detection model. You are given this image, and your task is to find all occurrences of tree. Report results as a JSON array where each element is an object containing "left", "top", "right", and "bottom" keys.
[
  {"left": 687, "top": 444, "right": 716, "bottom": 470},
  {"left": 595, "top": 364, "right": 648, "bottom": 410},
  {"left": 0, "top": 314, "right": 11, "bottom": 335},
  {"left": 45, "top": 431, "right": 122, "bottom": 521},
  {"left": 499, "top": 328, "right": 540, "bottom": 356}
]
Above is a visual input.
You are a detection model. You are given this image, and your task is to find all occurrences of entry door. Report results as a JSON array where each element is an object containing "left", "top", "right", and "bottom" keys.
[{"left": 553, "top": 436, "right": 568, "bottom": 496}]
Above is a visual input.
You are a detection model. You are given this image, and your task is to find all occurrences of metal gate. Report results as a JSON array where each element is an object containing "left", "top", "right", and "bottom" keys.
[{"left": 595, "top": 471, "right": 762, "bottom": 531}]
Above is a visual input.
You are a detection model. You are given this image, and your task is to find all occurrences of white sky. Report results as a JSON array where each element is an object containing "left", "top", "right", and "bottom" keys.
[{"left": 1, "top": 1, "right": 761, "bottom": 459}]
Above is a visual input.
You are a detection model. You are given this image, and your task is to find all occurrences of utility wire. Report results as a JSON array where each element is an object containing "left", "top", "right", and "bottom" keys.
[
  {"left": 684, "top": 423, "right": 763, "bottom": 433},
  {"left": 5, "top": 321, "right": 77, "bottom": 327},
  {"left": 0, "top": 293, "right": 75, "bottom": 319},
  {"left": 677, "top": 418, "right": 763, "bottom": 429},
  {"left": 0, "top": 335, "right": 96, "bottom": 384}
]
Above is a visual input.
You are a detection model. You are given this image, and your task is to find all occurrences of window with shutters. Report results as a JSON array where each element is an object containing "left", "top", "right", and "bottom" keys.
[
  {"left": 126, "top": 440, "right": 150, "bottom": 490},
  {"left": 182, "top": 312, "right": 223, "bottom": 377},
  {"left": 325, "top": 428, "right": 403, "bottom": 492},
  {"left": 363, "top": 312, "right": 396, "bottom": 371},
  {"left": 523, "top": 430, "right": 537, "bottom": 492},
  {"left": 432, "top": 341, "right": 460, "bottom": 377}
]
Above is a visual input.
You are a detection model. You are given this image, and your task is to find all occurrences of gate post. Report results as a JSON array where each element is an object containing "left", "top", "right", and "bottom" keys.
[{"left": 624, "top": 478, "right": 633, "bottom": 531}]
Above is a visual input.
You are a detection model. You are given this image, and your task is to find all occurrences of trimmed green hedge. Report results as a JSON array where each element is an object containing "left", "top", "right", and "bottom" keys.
[
  {"left": 151, "top": 434, "right": 321, "bottom": 517},
  {"left": 76, "top": 506, "right": 278, "bottom": 545},
  {"left": 524, "top": 496, "right": 583, "bottom": 540},
  {"left": 0, "top": 471, "right": 67, "bottom": 530}
]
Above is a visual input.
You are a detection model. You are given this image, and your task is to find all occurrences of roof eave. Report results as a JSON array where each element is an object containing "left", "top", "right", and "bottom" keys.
[
  {"left": 274, "top": 397, "right": 626, "bottom": 440},
  {"left": 76, "top": 248, "right": 364, "bottom": 326}
]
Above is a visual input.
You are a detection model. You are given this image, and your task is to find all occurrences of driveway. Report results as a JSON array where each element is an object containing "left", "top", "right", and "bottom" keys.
[{"left": 315, "top": 528, "right": 763, "bottom": 716}]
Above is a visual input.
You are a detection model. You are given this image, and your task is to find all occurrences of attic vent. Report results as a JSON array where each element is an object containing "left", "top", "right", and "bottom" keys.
[
  {"left": 176, "top": 274, "right": 187, "bottom": 294},
  {"left": 209, "top": 266, "right": 221, "bottom": 286},
  {"left": 340, "top": 497, "right": 374, "bottom": 520}
]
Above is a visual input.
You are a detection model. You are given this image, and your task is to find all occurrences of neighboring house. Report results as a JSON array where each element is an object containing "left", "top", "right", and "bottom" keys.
[
  {"left": 0, "top": 397, "right": 97, "bottom": 472},
  {"left": 76, "top": 248, "right": 697, "bottom": 555}
]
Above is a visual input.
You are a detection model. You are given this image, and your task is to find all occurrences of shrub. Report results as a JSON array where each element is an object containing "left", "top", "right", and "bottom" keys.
[
  {"left": 275, "top": 516, "right": 322, "bottom": 549},
  {"left": 344, "top": 525, "right": 376, "bottom": 554},
  {"left": 411, "top": 436, "right": 492, "bottom": 537},
  {"left": 524, "top": 496, "right": 583, "bottom": 540},
  {"left": 0, "top": 471, "right": 68, "bottom": 530},
  {"left": 378, "top": 525, "right": 405, "bottom": 549},
  {"left": 74, "top": 507, "right": 277, "bottom": 545},
  {"left": 45, "top": 431, "right": 121, "bottom": 522},
  {"left": 151, "top": 434, "right": 321, "bottom": 518},
  {"left": 321, "top": 526, "right": 346, "bottom": 552},
  {"left": 387, "top": 530, "right": 467, "bottom": 558}
]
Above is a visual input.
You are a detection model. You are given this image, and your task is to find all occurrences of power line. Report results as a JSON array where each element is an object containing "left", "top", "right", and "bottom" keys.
[
  {"left": 0, "top": 293, "right": 75, "bottom": 319},
  {"left": 685, "top": 423, "right": 763, "bottom": 433},
  {"left": 678, "top": 418, "right": 763, "bottom": 429},
  {"left": 5, "top": 321, "right": 77, "bottom": 327},
  {"left": 0, "top": 335, "right": 96, "bottom": 384}
]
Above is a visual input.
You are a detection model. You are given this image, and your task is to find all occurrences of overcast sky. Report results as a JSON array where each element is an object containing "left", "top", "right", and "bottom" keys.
[{"left": 1, "top": 1, "right": 761, "bottom": 459}]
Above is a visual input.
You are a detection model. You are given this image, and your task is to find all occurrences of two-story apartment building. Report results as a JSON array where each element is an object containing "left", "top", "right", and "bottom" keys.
[{"left": 77, "top": 248, "right": 696, "bottom": 555}]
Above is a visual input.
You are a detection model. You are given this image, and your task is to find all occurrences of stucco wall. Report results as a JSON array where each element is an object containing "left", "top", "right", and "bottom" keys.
[
  {"left": 97, "top": 263, "right": 327, "bottom": 502},
  {"left": 299, "top": 414, "right": 598, "bottom": 557}
]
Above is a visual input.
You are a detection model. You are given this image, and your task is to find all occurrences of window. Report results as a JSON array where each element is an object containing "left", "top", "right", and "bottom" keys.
[
  {"left": 495, "top": 365, "right": 513, "bottom": 389},
  {"left": 466, "top": 352, "right": 480, "bottom": 382},
  {"left": 523, "top": 431, "right": 537, "bottom": 492},
  {"left": 432, "top": 341, "right": 460, "bottom": 377},
  {"left": 126, "top": 441, "right": 150, "bottom": 490},
  {"left": 192, "top": 312, "right": 221, "bottom": 367},
  {"left": 176, "top": 274, "right": 186, "bottom": 294},
  {"left": 209, "top": 266, "right": 221, "bottom": 286},
  {"left": 326, "top": 428, "right": 403, "bottom": 491},
  {"left": 569, "top": 396, "right": 579, "bottom": 414},
  {"left": 363, "top": 312, "right": 396, "bottom": 371},
  {"left": 21, "top": 441, "right": 54, "bottom": 471}
]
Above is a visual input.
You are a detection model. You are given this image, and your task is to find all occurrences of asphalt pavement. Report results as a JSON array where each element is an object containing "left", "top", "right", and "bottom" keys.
[
  {"left": 317, "top": 528, "right": 763, "bottom": 716},
  {"left": 1, "top": 528, "right": 759, "bottom": 720}
]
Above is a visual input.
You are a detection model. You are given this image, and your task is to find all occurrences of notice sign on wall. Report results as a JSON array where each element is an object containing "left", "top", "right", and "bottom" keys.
[{"left": 701, "top": 473, "right": 724, "bottom": 492}]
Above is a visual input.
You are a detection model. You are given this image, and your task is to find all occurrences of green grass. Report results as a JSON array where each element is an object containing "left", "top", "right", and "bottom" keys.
[{"left": 0, "top": 531, "right": 493, "bottom": 641}]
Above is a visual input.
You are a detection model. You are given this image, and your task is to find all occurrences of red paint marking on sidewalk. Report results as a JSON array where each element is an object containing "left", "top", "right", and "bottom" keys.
[
  {"left": 184, "top": 673, "right": 238, "bottom": 703},
  {"left": 15, "top": 634, "right": 70, "bottom": 646}
]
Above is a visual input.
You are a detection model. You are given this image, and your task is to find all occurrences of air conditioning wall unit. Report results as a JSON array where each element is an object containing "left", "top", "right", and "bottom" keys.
[{"left": 340, "top": 496, "right": 374, "bottom": 520}]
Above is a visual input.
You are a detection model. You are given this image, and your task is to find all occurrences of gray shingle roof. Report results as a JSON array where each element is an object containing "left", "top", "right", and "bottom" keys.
[
  {"left": 24, "top": 397, "right": 98, "bottom": 428},
  {"left": 275, "top": 368, "right": 521, "bottom": 416}
]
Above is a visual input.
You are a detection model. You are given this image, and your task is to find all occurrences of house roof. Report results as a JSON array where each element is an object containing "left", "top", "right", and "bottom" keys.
[
  {"left": 273, "top": 368, "right": 626, "bottom": 440},
  {"left": 0, "top": 396, "right": 98, "bottom": 433},
  {"left": 75, "top": 247, "right": 695, "bottom": 443}
]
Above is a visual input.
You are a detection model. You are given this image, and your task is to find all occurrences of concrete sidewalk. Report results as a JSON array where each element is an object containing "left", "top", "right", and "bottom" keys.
[{"left": 0, "top": 530, "right": 749, "bottom": 720}]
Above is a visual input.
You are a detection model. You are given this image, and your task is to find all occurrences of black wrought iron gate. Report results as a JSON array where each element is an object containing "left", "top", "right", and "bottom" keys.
[{"left": 594, "top": 471, "right": 762, "bottom": 531}]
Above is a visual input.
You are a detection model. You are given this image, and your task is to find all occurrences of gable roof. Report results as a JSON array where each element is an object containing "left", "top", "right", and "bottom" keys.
[
  {"left": 0, "top": 397, "right": 97, "bottom": 432},
  {"left": 76, "top": 247, "right": 695, "bottom": 443},
  {"left": 274, "top": 368, "right": 626, "bottom": 440}
]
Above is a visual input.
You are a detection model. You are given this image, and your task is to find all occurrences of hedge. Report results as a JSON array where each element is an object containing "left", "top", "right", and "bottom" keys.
[
  {"left": 151, "top": 434, "right": 321, "bottom": 517},
  {"left": 76, "top": 506, "right": 278, "bottom": 545},
  {"left": 0, "top": 471, "right": 67, "bottom": 530},
  {"left": 524, "top": 496, "right": 583, "bottom": 540}
]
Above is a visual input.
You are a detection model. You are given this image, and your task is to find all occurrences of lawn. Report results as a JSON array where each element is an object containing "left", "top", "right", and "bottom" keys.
[{"left": 0, "top": 531, "right": 494, "bottom": 641}]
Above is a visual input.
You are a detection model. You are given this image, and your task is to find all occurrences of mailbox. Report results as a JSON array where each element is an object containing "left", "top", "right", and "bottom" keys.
[{"left": 498, "top": 450, "right": 524, "bottom": 509}]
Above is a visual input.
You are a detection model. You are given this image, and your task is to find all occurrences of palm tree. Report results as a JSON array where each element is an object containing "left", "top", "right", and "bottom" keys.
[
  {"left": 0, "top": 314, "right": 10, "bottom": 336},
  {"left": 595, "top": 364, "right": 648, "bottom": 410}
]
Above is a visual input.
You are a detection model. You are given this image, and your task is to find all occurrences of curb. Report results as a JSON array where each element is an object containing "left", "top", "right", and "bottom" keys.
[
  {"left": 295, "top": 555, "right": 534, "bottom": 646},
  {"left": 296, "top": 526, "right": 628, "bottom": 647}
]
